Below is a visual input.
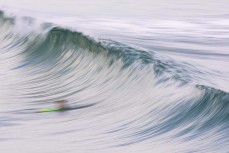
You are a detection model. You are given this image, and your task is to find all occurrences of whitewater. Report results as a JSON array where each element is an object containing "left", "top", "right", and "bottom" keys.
[{"left": 0, "top": 1, "right": 229, "bottom": 153}]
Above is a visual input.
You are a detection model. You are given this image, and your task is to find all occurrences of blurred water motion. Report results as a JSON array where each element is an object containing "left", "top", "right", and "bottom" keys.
[{"left": 0, "top": 1, "right": 229, "bottom": 153}]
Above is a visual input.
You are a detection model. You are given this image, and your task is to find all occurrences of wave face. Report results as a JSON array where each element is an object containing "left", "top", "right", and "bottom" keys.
[{"left": 0, "top": 10, "right": 229, "bottom": 153}]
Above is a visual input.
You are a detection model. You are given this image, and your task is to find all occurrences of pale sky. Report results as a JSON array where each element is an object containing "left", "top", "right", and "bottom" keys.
[{"left": 0, "top": 0, "right": 229, "bottom": 18}]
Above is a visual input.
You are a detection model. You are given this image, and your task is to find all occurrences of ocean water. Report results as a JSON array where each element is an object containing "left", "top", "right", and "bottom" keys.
[{"left": 0, "top": 1, "right": 229, "bottom": 153}]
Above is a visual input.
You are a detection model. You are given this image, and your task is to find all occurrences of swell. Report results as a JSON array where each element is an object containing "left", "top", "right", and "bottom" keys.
[{"left": 0, "top": 10, "right": 229, "bottom": 147}]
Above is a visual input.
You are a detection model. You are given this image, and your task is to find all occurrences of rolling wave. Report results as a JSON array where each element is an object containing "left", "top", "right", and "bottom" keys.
[{"left": 0, "top": 10, "right": 229, "bottom": 153}]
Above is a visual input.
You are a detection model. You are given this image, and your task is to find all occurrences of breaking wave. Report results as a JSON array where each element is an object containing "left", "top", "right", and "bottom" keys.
[{"left": 0, "top": 10, "right": 229, "bottom": 153}]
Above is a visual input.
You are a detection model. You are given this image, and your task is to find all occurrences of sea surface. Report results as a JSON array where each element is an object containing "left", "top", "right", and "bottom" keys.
[{"left": 0, "top": 1, "right": 229, "bottom": 153}]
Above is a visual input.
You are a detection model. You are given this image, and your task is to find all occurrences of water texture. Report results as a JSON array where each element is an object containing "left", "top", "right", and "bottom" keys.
[{"left": 0, "top": 1, "right": 229, "bottom": 153}]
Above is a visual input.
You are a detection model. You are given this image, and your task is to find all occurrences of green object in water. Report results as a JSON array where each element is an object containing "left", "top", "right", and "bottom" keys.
[{"left": 38, "top": 107, "right": 62, "bottom": 113}]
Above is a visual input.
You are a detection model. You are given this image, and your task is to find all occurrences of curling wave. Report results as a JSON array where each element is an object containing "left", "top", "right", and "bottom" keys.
[{"left": 0, "top": 10, "right": 229, "bottom": 153}]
